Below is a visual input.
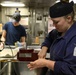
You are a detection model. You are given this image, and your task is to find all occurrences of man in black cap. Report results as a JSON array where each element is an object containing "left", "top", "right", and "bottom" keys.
[
  {"left": 27, "top": 1, "right": 76, "bottom": 75},
  {"left": 0, "top": 12, "right": 26, "bottom": 75}
]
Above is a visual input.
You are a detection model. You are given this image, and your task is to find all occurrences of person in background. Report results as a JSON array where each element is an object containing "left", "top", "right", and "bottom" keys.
[
  {"left": 1, "top": 13, "right": 26, "bottom": 46},
  {"left": 27, "top": 0, "right": 76, "bottom": 75},
  {"left": 0, "top": 12, "right": 26, "bottom": 75}
]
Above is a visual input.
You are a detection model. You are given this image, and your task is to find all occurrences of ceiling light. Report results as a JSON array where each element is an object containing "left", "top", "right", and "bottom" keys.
[{"left": 0, "top": 1, "right": 25, "bottom": 7}]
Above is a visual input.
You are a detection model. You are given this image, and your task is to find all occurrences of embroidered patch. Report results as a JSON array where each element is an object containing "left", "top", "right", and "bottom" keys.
[{"left": 73, "top": 47, "right": 76, "bottom": 56}]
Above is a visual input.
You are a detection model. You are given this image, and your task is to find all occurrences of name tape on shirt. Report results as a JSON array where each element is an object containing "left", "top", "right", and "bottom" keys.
[{"left": 73, "top": 47, "right": 76, "bottom": 56}]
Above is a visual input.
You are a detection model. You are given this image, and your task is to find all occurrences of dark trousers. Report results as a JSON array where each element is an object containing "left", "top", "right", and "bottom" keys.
[
  {"left": 11, "top": 62, "right": 20, "bottom": 75},
  {"left": 40, "top": 67, "right": 54, "bottom": 75},
  {"left": 40, "top": 67, "right": 48, "bottom": 75}
]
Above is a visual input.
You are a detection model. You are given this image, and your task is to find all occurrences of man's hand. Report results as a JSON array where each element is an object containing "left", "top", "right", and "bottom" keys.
[{"left": 0, "top": 42, "right": 4, "bottom": 51}]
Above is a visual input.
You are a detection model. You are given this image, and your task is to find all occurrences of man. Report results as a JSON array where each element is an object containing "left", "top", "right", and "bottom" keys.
[
  {"left": 1, "top": 12, "right": 26, "bottom": 75},
  {"left": 27, "top": 1, "right": 76, "bottom": 75},
  {"left": 1, "top": 12, "right": 26, "bottom": 45}
]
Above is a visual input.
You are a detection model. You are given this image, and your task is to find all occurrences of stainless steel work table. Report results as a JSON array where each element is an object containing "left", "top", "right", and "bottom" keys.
[{"left": 0, "top": 46, "right": 50, "bottom": 75}]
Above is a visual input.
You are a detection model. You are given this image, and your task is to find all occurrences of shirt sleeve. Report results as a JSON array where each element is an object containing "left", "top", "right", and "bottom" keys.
[
  {"left": 3, "top": 23, "right": 8, "bottom": 31},
  {"left": 41, "top": 29, "right": 58, "bottom": 50},
  {"left": 21, "top": 27, "right": 27, "bottom": 37},
  {"left": 41, "top": 32, "right": 53, "bottom": 49}
]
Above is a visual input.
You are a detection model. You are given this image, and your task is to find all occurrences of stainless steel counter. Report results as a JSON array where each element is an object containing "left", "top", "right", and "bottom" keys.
[{"left": 0, "top": 46, "right": 50, "bottom": 75}]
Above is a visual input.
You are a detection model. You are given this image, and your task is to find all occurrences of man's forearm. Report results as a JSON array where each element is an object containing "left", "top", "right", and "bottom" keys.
[{"left": 0, "top": 36, "right": 6, "bottom": 42}]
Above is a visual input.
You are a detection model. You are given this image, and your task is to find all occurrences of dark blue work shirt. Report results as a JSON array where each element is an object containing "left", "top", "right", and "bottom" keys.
[
  {"left": 42, "top": 22, "right": 76, "bottom": 75},
  {"left": 3, "top": 22, "right": 26, "bottom": 45}
]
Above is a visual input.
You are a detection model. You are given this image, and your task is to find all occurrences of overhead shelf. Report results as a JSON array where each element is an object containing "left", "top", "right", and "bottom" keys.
[{"left": 6, "top": 15, "right": 31, "bottom": 17}]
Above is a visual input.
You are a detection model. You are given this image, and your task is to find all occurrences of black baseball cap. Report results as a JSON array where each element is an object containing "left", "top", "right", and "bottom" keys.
[
  {"left": 49, "top": 1, "right": 74, "bottom": 18},
  {"left": 12, "top": 13, "right": 21, "bottom": 22}
]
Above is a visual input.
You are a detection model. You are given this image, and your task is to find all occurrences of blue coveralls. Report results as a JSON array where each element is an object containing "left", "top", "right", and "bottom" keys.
[{"left": 42, "top": 22, "right": 76, "bottom": 75}]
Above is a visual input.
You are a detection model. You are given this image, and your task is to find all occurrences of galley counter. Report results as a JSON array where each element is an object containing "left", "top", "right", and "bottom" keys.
[{"left": 0, "top": 46, "right": 50, "bottom": 75}]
